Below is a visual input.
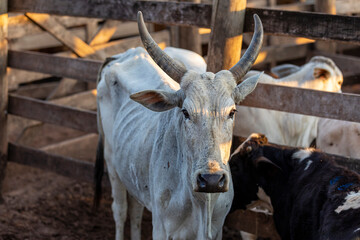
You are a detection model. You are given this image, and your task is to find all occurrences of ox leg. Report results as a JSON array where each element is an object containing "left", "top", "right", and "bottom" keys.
[
  {"left": 128, "top": 194, "right": 144, "bottom": 240},
  {"left": 108, "top": 168, "right": 128, "bottom": 240}
]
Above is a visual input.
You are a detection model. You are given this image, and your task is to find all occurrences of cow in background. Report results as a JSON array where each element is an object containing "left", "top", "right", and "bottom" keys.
[
  {"left": 95, "top": 11, "right": 264, "bottom": 240},
  {"left": 230, "top": 133, "right": 360, "bottom": 240},
  {"left": 317, "top": 118, "right": 360, "bottom": 159},
  {"left": 234, "top": 56, "right": 343, "bottom": 147}
]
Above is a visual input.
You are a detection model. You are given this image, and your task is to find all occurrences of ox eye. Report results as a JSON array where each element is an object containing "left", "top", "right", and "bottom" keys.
[
  {"left": 182, "top": 109, "right": 190, "bottom": 119},
  {"left": 229, "top": 109, "right": 237, "bottom": 119}
]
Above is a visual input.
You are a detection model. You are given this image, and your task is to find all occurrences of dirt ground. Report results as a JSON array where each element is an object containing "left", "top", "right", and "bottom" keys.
[{"left": 0, "top": 162, "right": 241, "bottom": 240}]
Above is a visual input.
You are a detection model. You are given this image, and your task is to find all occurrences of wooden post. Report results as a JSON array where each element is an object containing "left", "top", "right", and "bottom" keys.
[
  {"left": 0, "top": 0, "right": 8, "bottom": 203},
  {"left": 178, "top": 0, "right": 202, "bottom": 55},
  {"left": 207, "top": 0, "right": 246, "bottom": 72},
  {"left": 315, "top": 0, "right": 336, "bottom": 53}
]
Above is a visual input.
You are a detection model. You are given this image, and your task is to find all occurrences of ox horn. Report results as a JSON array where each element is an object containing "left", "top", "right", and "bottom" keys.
[
  {"left": 137, "top": 11, "right": 187, "bottom": 83},
  {"left": 230, "top": 14, "right": 264, "bottom": 84}
]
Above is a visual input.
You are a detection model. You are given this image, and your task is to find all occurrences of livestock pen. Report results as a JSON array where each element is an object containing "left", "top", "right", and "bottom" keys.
[{"left": 1, "top": 0, "right": 360, "bottom": 239}]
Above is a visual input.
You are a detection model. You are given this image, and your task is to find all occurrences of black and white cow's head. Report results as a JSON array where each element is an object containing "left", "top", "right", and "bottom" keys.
[{"left": 229, "top": 133, "right": 283, "bottom": 211}]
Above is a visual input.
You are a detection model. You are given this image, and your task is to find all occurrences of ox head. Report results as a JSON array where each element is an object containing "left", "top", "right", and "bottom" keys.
[
  {"left": 130, "top": 11, "right": 263, "bottom": 193},
  {"left": 229, "top": 133, "right": 280, "bottom": 211},
  {"left": 271, "top": 56, "right": 343, "bottom": 92}
]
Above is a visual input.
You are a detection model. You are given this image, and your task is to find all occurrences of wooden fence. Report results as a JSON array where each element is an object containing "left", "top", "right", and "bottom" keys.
[{"left": 1, "top": 0, "right": 360, "bottom": 238}]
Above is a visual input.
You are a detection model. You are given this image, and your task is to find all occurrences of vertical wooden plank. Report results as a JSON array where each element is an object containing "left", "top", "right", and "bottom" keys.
[
  {"left": 178, "top": 0, "right": 202, "bottom": 55},
  {"left": 207, "top": 0, "right": 247, "bottom": 72},
  {"left": 0, "top": 0, "right": 7, "bottom": 203},
  {"left": 315, "top": 0, "right": 336, "bottom": 52}
]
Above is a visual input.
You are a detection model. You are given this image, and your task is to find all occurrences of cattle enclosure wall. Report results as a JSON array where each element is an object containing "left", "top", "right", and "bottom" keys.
[{"left": 1, "top": 0, "right": 360, "bottom": 238}]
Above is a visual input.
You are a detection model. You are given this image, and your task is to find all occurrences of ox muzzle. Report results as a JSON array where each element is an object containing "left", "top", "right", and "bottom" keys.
[{"left": 195, "top": 172, "right": 229, "bottom": 193}]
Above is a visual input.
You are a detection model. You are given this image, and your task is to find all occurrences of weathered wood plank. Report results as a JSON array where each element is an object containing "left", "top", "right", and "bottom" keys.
[
  {"left": 207, "top": 0, "right": 246, "bottom": 72},
  {"left": 50, "top": 90, "right": 97, "bottom": 111},
  {"left": 178, "top": 0, "right": 202, "bottom": 55},
  {"left": 9, "top": 27, "right": 86, "bottom": 50},
  {"left": 25, "top": 13, "right": 105, "bottom": 60},
  {"left": 92, "top": 30, "right": 170, "bottom": 56},
  {"left": 8, "top": 142, "right": 109, "bottom": 186},
  {"left": 8, "top": 0, "right": 212, "bottom": 28},
  {"left": 270, "top": 1, "right": 314, "bottom": 11},
  {"left": 244, "top": 8, "right": 360, "bottom": 44},
  {"left": 315, "top": 0, "right": 336, "bottom": 52},
  {"left": 8, "top": 14, "right": 102, "bottom": 40},
  {"left": 7, "top": 0, "right": 360, "bottom": 44},
  {"left": 41, "top": 133, "right": 98, "bottom": 162},
  {"left": 7, "top": 68, "right": 51, "bottom": 91},
  {"left": 13, "top": 82, "right": 59, "bottom": 99},
  {"left": 8, "top": 94, "right": 97, "bottom": 133},
  {"left": 46, "top": 78, "right": 87, "bottom": 100},
  {"left": 89, "top": 20, "right": 119, "bottom": 46},
  {"left": 253, "top": 42, "right": 311, "bottom": 67},
  {"left": 240, "top": 83, "right": 360, "bottom": 123},
  {"left": 0, "top": 0, "right": 8, "bottom": 203},
  {"left": 8, "top": 50, "right": 102, "bottom": 83}
]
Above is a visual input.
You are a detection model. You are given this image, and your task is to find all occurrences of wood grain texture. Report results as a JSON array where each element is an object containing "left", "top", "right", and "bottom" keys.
[
  {"left": 7, "top": 0, "right": 360, "bottom": 44},
  {"left": 0, "top": 0, "right": 8, "bottom": 203},
  {"left": 8, "top": 142, "right": 110, "bottom": 186},
  {"left": 8, "top": 50, "right": 102, "bottom": 83},
  {"left": 315, "top": 0, "right": 336, "bottom": 52},
  {"left": 8, "top": 0, "right": 212, "bottom": 27},
  {"left": 244, "top": 8, "right": 360, "bottom": 44},
  {"left": 177, "top": 0, "right": 202, "bottom": 55},
  {"left": 8, "top": 95, "right": 98, "bottom": 133},
  {"left": 25, "top": 13, "right": 105, "bottom": 59},
  {"left": 240, "top": 83, "right": 360, "bottom": 123},
  {"left": 207, "top": 0, "right": 246, "bottom": 72}
]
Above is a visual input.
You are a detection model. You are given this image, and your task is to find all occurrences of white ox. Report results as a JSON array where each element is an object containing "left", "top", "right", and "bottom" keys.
[
  {"left": 317, "top": 118, "right": 360, "bottom": 159},
  {"left": 234, "top": 56, "right": 343, "bottom": 147},
  {"left": 94, "top": 12, "right": 264, "bottom": 240}
]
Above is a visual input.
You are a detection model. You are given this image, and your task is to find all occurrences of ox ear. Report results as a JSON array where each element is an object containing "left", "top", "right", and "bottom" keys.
[
  {"left": 130, "top": 90, "right": 181, "bottom": 112},
  {"left": 313, "top": 67, "right": 331, "bottom": 80},
  {"left": 233, "top": 72, "right": 263, "bottom": 104},
  {"left": 271, "top": 64, "right": 300, "bottom": 78},
  {"left": 255, "top": 156, "right": 282, "bottom": 180}
]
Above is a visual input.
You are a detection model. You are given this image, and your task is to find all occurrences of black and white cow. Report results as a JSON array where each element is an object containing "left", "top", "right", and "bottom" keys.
[{"left": 229, "top": 133, "right": 360, "bottom": 240}]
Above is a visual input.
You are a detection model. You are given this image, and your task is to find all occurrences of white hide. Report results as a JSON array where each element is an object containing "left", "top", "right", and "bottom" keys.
[
  {"left": 97, "top": 47, "right": 250, "bottom": 240},
  {"left": 317, "top": 118, "right": 360, "bottom": 159},
  {"left": 234, "top": 56, "right": 343, "bottom": 147},
  {"left": 335, "top": 191, "right": 360, "bottom": 214}
]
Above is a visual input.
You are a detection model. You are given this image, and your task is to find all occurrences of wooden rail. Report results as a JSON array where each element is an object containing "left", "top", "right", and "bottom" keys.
[
  {"left": 8, "top": 95, "right": 98, "bottom": 133},
  {"left": 8, "top": 0, "right": 360, "bottom": 44},
  {"left": 8, "top": 50, "right": 102, "bottom": 83},
  {"left": 7, "top": 50, "right": 360, "bottom": 123},
  {"left": 8, "top": 142, "right": 110, "bottom": 186}
]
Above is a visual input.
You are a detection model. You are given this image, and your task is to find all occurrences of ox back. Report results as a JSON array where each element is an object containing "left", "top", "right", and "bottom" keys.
[
  {"left": 234, "top": 56, "right": 343, "bottom": 148},
  {"left": 230, "top": 134, "right": 360, "bottom": 240}
]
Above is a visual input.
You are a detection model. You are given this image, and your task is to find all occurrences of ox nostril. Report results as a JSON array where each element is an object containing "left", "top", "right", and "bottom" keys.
[
  {"left": 218, "top": 174, "right": 226, "bottom": 188},
  {"left": 197, "top": 174, "right": 207, "bottom": 188},
  {"left": 196, "top": 174, "right": 227, "bottom": 192}
]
